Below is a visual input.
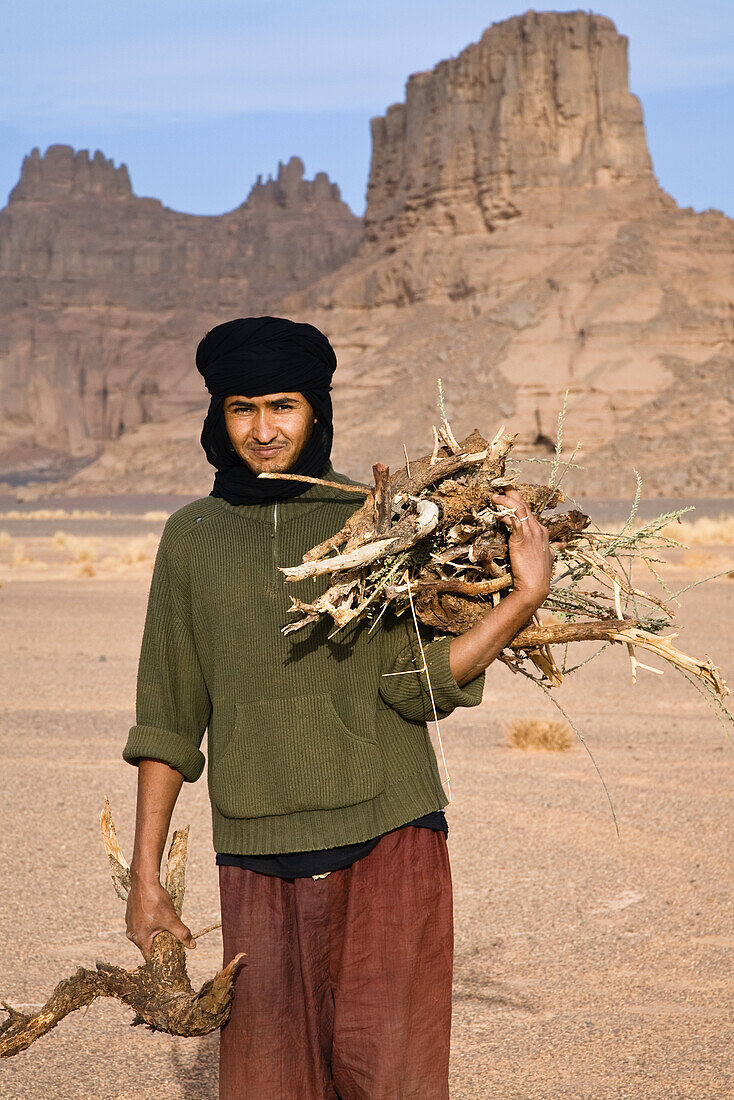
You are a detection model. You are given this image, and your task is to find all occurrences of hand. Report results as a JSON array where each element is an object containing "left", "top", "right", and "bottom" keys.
[
  {"left": 490, "top": 487, "right": 555, "bottom": 611},
  {"left": 125, "top": 872, "right": 196, "bottom": 962}
]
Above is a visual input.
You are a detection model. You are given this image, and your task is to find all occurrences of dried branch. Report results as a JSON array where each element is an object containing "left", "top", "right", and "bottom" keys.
[
  {"left": 606, "top": 628, "right": 728, "bottom": 695},
  {"left": 385, "top": 576, "right": 513, "bottom": 599},
  {"left": 100, "top": 799, "right": 131, "bottom": 901},
  {"left": 282, "top": 500, "right": 440, "bottom": 581},
  {"left": 372, "top": 463, "right": 391, "bottom": 535},
  {"left": 269, "top": 398, "right": 729, "bottom": 712},
  {"left": 0, "top": 801, "right": 245, "bottom": 1058},
  {"left": 258, "top": 472, "right": 369, "bottom": 494},
  {"left": 509, "top": 618, "right": 635, "bottom": 647}
]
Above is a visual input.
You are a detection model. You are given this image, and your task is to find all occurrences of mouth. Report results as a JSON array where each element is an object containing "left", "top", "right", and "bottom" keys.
[{"left": 249, "top": 445, "right": 285, "bottom": 460}]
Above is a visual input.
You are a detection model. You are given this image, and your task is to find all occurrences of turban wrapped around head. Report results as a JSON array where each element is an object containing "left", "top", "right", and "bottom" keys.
[{"left": 196, "top": 316, "right": 336, "bottom": 505}]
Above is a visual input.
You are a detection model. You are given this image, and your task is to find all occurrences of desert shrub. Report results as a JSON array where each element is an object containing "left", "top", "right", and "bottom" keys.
[
  {"left": 118, "top": 535, "right": 158, "bottom": 564},
  {"left": 11, "top": 544, "right": 33, "bottom": 565},
  {"left": 63, "top": 536, "right": 99, "bottom": 564},
  {"left": 659, "top": 513, "right": 734, "bottom": 547},
  {"left": 0, "top": 508, "right": 117, "bottom": 520},
  {"left": 503, "top": 715, "right": 574, "bottom": 752}
]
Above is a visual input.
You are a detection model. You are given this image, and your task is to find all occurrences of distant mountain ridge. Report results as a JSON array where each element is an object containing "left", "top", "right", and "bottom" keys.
[
  {"left": 0, "top": 146, "right": 362, "bottom": 476},
  {"left": 1, "top": 10, "right": 732, "bottom": 500}
]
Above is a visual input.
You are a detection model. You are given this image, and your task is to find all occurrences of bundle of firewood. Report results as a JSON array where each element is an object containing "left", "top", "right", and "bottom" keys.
[{"left": 263, "top": 417, "right": 728, "bottom": 700}]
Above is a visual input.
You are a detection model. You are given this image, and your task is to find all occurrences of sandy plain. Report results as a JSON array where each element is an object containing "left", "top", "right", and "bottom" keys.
[{"left": 0, "top": 501, "right": 732, "bottom": 1100}]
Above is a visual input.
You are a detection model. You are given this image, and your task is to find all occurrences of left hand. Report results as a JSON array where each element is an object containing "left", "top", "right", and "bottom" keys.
[{"left": 490, "top": 487, "right": 555, "bottom": 610}]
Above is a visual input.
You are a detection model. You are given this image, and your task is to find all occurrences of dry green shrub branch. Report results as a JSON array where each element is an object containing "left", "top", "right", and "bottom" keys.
[{"left": 0, "top": 802, "right": 244, "bottom": 1058}]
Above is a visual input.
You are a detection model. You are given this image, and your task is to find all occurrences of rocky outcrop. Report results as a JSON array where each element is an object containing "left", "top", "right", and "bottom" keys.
[
  {"left": 246, "top": 156, "right": 343, "bottom": 208},
  {"left": 9, "top": 145, "right": 133, "bottom": 203},
  {"left": 3, "top": 13, "right": 733, "bottom": 501},
  {"left": 364, "top": 11, "right": 656, "bottom": 244},
  {"left": 0, "top": 149, "right": 362, "bottom": 473},
  {"left": 275, "top": 12, "right": 732, "bottom": 498}
]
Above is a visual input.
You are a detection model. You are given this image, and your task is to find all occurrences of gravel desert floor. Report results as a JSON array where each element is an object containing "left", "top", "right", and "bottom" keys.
[{"left": 0, "top": 505, "right": 732, "bottom": 1100}]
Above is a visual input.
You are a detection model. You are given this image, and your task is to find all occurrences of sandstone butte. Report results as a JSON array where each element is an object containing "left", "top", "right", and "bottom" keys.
[{"left": 1, "top": 10, "right": 732, "bottom": 501}]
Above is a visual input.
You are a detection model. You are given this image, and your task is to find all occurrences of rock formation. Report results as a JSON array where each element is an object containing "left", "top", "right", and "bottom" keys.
[
  {"left": 8, "top": 145, "right": 133, "bottom": 203},
  {"left": 0, "top": 147, "right": 362, "bottom": 477},
  {"left": 277, "top": 11, "right": 733, "bottom": 500},
  {"left": 364, "top": 11, "right": 656, "bottom": 243},
  {"left": 2, "top": 11, "right": 732, "bottom": 501}
]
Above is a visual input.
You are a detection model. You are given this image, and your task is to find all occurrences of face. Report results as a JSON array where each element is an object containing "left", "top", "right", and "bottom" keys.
[{"left": 223, "top": 392, "right": 316, "bottom": 475}]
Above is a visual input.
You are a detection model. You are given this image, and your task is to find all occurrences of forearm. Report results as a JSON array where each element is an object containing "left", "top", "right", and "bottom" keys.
[
  {"left": 126, "top": 759, "right": 195, "bottom": 959},
  {"left": 130, "top": 758, "right": 185, "bottom": 883},
  {"left": 449, "top": 590, "right": 538, "bottom": 687}
]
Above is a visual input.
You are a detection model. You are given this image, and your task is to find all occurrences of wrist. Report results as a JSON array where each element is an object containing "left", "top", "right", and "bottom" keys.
[
  {"left": 130, "top": 861, "right": 161, "bottom": 885},
  {"left": 505, "top": 587, "right": 545, "bottom": 616}
]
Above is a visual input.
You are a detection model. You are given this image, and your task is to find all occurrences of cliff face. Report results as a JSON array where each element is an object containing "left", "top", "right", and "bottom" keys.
[
  {"left": 3, "top": 12, "right": 733, "bottom": 501},
  {"left": 274, "top": 11, "right": 733, "bottom": 499},
  {"left": 364, "top": 11, "right": 656, "bottom": 243},
  {"left": 0, "top": 147, "right": 362, "bottom": 472}
]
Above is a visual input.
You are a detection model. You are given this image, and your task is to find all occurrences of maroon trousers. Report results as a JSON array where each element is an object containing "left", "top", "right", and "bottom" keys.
[{"left": 218, "top": 826, "right": 454, "bottom": 1100}]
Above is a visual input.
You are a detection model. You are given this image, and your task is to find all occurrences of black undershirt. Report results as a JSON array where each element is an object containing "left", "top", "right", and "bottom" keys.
[{"left": 216, "top": 811, "right": 447, "bottom": 879}]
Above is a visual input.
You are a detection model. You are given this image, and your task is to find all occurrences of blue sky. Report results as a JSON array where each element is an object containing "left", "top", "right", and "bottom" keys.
[{"left": 2, "top": 1, "right": 732, "bottom": 218}]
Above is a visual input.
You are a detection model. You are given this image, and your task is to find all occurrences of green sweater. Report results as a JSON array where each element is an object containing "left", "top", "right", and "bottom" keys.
[{"left": 123, "top": 466, "right": 485, "bottom": 855}]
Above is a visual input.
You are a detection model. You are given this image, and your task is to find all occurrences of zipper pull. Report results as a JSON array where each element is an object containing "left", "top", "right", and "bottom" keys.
[{"left": 272, "top": 502, "right": 278, "bottom": 536}]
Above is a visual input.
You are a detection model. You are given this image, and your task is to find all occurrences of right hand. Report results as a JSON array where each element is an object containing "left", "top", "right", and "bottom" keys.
[
  {"left": 490, "top": 487, "right": 555, "bottom": 610},
  {"left": 125, "top": 873, "right": 196, "bottom": 962}
]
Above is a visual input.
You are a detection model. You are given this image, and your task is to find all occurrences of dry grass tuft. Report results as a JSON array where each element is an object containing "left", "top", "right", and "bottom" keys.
[
  {"left": 504, "top": 715, "right": 574, "bottom": 752},
  {"left": 98, "top": 534, "right": 158, "bottom": 571},
  {"left": 62, "top": 536, "right": 99, "bottom": 564},
  {"left": 0, "top": 508, "right": 170, "bottom": 521},
  {"left": 0, "top": 531, "right": 159, "bottom": 576},
  {"left": 0, "top": 508, "right": 111, "bottom": 520},
  {"left": 659, "top": 513, "right": 734, "bottom": 547},
  {"left": 118, "top": 534, "right": 159, "bottom": 564},
  {"left": 0, "top": 530, "right": 11, "bottom": 547},
  {"left": 11, "top": 544, "right": 33, "bottom": 566}
]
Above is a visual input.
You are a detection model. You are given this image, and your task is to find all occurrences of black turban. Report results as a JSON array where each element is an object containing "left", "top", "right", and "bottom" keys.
[{"left": 196, "top": 316, "right": 336, "bottom": 506}]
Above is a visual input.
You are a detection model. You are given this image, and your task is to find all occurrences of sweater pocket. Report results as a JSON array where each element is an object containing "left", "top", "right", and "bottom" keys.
[{"left": 212, "top": 692, "right": 384, "bottom": 819}]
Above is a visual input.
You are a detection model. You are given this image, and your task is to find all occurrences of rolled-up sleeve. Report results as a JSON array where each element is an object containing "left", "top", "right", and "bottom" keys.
[
  {"left": 379, "top": 625, "right": 485, "bottom": 724},
  {"left": 123, "top": 532, "right": 211, "bottom": 782}
]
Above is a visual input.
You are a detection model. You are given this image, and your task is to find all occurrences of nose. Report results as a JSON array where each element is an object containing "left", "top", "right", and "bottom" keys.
[{"left": 252, "top": 409, "right": 278, "bottom": 443}]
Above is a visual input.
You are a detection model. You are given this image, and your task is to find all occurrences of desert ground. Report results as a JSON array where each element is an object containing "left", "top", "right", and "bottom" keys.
[{"left": 0, "top": 497, "right": 732, "bottom": 1100}]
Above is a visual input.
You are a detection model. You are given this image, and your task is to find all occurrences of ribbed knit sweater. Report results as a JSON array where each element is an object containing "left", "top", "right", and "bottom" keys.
[{"left": 123, "top": 466, "right": 485, "bottom": 855}]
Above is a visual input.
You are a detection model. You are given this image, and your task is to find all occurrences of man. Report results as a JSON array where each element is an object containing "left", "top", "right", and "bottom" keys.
[{"left": 123, "top": 316, "right": 553, "bottom": 1099}]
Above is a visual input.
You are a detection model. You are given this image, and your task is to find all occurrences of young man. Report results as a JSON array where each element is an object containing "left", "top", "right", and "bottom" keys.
[{"left": 123, "top": 316, "right": 553, "bottom": 1099}]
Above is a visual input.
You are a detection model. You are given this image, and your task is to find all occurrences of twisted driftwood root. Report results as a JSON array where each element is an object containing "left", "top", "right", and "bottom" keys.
[
  {"left": 0, "top": 935, "right": 243, "bottom": 1057},
  {"left": 0, "top": 801, "right": 245, "bottom": 1058}
]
